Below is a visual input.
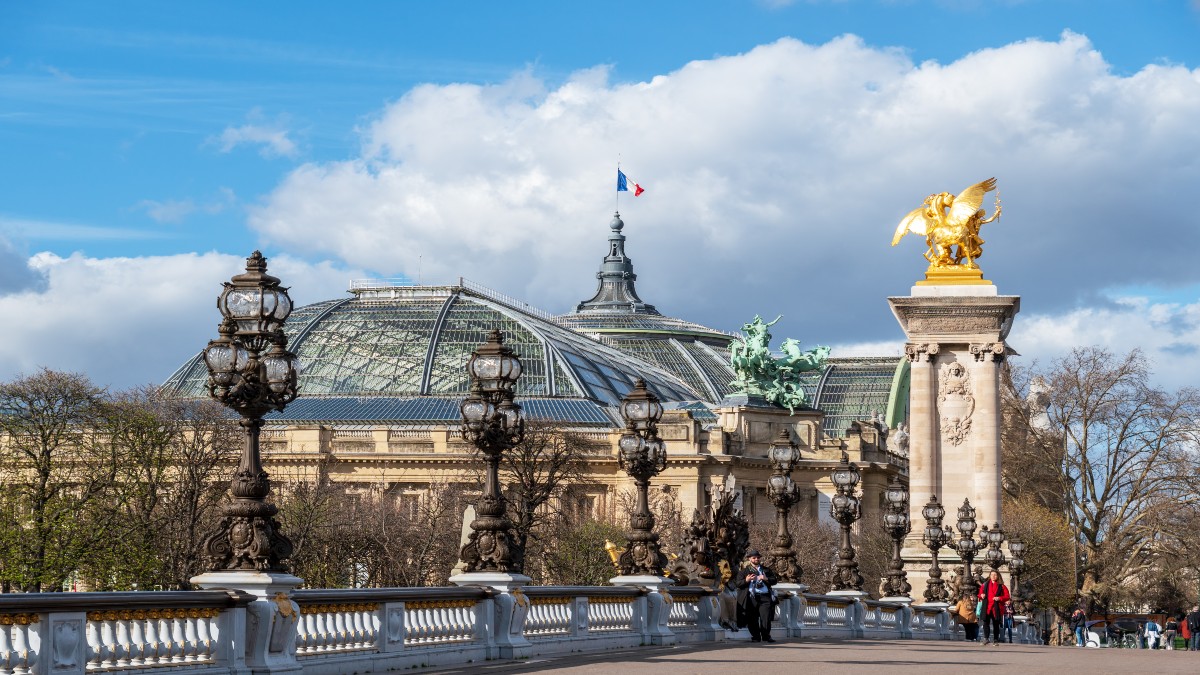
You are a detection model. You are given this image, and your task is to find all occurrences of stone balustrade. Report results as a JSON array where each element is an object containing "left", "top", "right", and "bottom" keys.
[{"left": 1, "top": 585, "right": 1017, "bottom": 675}]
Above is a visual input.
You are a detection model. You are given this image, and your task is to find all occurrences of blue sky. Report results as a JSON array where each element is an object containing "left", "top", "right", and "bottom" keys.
[{"left": 2, "top": 1, "right": 1200, "bottom": 389}]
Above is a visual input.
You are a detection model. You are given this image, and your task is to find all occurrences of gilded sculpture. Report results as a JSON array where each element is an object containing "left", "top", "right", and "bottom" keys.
[
  {"left": 891, "top": 178, "right": 1001, "bottom": 282},
  {"left": 730, "top": 315, "right": 828, "bottom": 413}
]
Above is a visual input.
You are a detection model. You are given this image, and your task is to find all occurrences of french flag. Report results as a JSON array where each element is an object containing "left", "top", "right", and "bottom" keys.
[{"left": 617, "top": 169, "right": 644, "bottom": 196}]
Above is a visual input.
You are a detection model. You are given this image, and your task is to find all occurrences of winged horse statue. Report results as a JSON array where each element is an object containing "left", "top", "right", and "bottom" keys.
[{"left": 891, "top": 178, "right": 1001, "bottom": 268}]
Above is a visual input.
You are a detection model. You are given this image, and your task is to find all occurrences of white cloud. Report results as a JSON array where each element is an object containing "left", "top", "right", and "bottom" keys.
[
  {"left": 134, "top": 198, "right": 196, "bottom": 224},
  {"left": 244, "top": 33, "right": 1200, "bottom": 386},
  {"left": 0, "top": 215, "right": 169, "bottom": 241},
  {"left": 0, "top": 251, "right": 361, "bottom": 389},
  {"left": 1011, "top": 296, "right": 1200, "bottom": 392},
  {"left": 211, "top": 109, "right": 299, "bottom": 159},
  {"left": 134, "top": 188, "right": 237, "bottom": 224}
]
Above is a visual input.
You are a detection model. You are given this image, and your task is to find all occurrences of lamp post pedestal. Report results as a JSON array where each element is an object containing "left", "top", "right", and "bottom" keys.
[
  {"left": 192, "top": 571, "right": 303, "bottom": 674},
  {"left": 609, "top": 575, "right": 677, "bottom": 646},
  {"left": 450, "top": 572, "right": 533, "bottom": 658},
  {"left": 772, "top": 582, "right": 807, "bottom": 638}
]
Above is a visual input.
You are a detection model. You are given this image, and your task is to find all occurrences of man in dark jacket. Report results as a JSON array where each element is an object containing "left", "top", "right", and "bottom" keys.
[
  {"left": 735, "top": 549, "right": 778, "bottom": 643},
  {"left": 1186, "top": 606, "right": 1200, "bottom": 651}
]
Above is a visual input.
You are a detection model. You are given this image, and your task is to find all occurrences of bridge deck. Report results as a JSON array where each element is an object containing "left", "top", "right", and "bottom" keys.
[{"left": 428, "top": 638, "right": 1197, "bottom": 674}]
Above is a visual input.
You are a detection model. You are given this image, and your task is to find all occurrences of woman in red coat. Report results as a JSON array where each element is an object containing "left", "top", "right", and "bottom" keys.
[{"left": 978, "top": 570, "right": 1011, "bottom": 645}]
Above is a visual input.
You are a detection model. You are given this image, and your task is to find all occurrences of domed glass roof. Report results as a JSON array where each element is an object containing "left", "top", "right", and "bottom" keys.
[{"left": 161, "top": 283, "right": 703, "bottom": 422}]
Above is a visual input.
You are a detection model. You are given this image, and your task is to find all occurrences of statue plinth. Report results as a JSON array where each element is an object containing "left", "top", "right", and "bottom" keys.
[
  {"left": 915, "top": 266, "right": 991, "bottom": 286},
  {"left": 889, "top": 287, "right": 1019, "bottom": 602}
]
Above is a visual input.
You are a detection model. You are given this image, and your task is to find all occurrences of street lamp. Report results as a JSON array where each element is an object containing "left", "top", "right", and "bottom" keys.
[
  {"left": 880, "top": 475, "right": 911, "bottom": 598},
  {"left": 765, "top": 429, "right": 803, "bottom": 583},
  {"left": 1007, "top": 536, "right": 1029, "bottom": 614},
  {"left": 921, "top": 495, "right": 950, "bottom": 603},
  {"left": 199, "top": 251, "right": 299, "bottom": 572},
  {"left": 954, "top": 499, "right": 980, "bottom": 598},
  {"left": 459, "top": 329, "right": 525, "bottom": 573},
  {"left": 982, "top": 522, "right": 1006, "bottom": 571},
  {"left": 615, "top": 379, "right": 668, "bottom": 576},
  {"left": 829, "top": 452, "right": 864, "bottom": 592}
]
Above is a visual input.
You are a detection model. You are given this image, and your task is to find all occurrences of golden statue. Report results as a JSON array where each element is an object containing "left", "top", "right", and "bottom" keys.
[{"left": 891, "top": 178, "right": 1001, "bottom": 285}]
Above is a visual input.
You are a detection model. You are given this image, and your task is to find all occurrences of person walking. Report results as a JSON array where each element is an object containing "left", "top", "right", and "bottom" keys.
[
  {"left": 1164, "top": 616, "right": 1178, "bottom": 650},
  {"left": 1070, "top": 606, "right": 1087, "bottom": 647},
  {"left": 1186, "top": 606, "right": 1200, "bottom": 651},
  {"left": 1002, "top": 601, "right": 1015, "bottom": 643},
  {"left": 977, "top": 569, "right": 1010, "bottom": 646},
  {"left": 954, "top": 591, "right": 979, "bottom": 642},
  {"left": 1145, "top": 617, "right": 1161, "bottom": 650},
  {"left": 735, "top": 549, "right": 777, "bottom": 643}
]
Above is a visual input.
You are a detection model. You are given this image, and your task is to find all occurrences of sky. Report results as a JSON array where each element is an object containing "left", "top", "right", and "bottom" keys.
[{"left": 2, "top": 1, "right": 1200, "bottom": 391}]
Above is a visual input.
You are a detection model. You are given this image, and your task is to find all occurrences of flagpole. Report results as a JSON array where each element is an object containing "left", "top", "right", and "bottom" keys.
[{"left": 616, "top": 161, "right": 620, "bottom": 213}]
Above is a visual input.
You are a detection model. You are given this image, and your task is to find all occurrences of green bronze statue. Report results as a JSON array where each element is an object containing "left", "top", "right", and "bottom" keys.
[{"left": 730, "top": 315, "right": 829, "bottom": 413}]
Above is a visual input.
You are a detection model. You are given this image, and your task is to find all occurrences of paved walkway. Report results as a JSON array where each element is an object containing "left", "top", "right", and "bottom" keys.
[{"left": 429, "top": 639, "right": 1200, "bottom": 674}]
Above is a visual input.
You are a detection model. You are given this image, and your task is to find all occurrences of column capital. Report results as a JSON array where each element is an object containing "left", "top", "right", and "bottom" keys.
[
  {"left": 969, "top": 342, "right": 1006, "bottom": 363},
  {"left": 904, "top": 342, "right": 940, "bottom": 363}
]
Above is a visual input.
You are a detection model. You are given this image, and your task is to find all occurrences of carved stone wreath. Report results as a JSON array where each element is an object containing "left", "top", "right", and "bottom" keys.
[{"left": 937, "top": 361, "right": 975, "bottom": 446}]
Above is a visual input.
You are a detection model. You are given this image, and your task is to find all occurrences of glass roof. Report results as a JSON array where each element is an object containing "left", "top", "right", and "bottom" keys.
[
  {"left": 161, "top": 286, "right": 699, "bottom": 409},
  {"left": 811, "top": 357, "right": 907, "bottom": 437}
]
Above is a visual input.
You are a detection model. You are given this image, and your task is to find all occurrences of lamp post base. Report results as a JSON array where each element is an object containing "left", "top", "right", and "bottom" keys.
[
  {"left": 610, "top": 575, "right": 677, "bottom": 645},
  {"left": 191, "top": 571, "right": 304, "bottom": 673},
  {"left": 450, "top": 571, "right": 532, "bottom": 659},
  {"left": 449, "top": 571, "right": 531, "bottom": 592}
]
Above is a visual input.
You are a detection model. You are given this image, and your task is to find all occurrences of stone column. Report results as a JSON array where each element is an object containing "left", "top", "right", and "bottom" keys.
[
  {"left": 970, "top": 342, "right": 1006, "bottom": 524},
  {"left": 889, "top": 287, "right": 1019, "bottom": 602}
]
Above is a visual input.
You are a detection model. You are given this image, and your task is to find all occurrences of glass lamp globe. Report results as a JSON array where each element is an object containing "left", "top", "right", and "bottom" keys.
[
  {"left": 218, "top": 251, "right": 293, "bottom": 335},
  {"left": 922, "top": 496, "right": 945, "bottom": 523},
  {"left": 204, "top": 329, "right": 247, "bottom": 387},
  {"left": 618, "top": 433, "right": 645, "bottom": 462},
  {"left": 884, "top": 476, "right": 908, "bottom": 509},
  {"left": 620, "top": 379, "right": 663, "bottom": 432},
  {"left": 261, "top": 348, "right": 297, "bottom": 395},
  {"left": 768, "top": 430, "right": 800, "bottom": 470},
  {"left": 987, "top": 523, "right": 1005, "bottom": 546},
  {"left": 497, "top": 398, "right": 522, "bottom": 430},
  {"left": 459, "top": 392, "right": 493, "bottom": 432},
  {"left": 1008, "top": 536, "right": 1026, "bottom": 558},
  {"left": 467, "top": 329, "right": 523, "bottom": 394}
]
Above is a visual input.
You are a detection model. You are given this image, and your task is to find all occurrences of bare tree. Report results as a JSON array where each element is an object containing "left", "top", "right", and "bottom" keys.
[
  {"left": 747, "top": 511, "right": 838, "bottom": 593},
  {"left": 0, "top": 369, "right": 106, "bottom": 591},
  {"left": 1003, "top": 347, "right": 1200, "bottom": 609},
  {"left": 497, "top": 421, "right": 599, "bottom": 573}
]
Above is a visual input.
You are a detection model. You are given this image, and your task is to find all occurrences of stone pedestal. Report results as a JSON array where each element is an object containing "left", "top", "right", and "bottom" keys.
[
  {"left": 191, "top": 571, "right": 304, "bottom": 674},
  {"left": 450, "top": 572, "right": 533, "bottom": 659},
  {"left": 889, "top": 284, "right": 1019, "bottom": 602},
  {"left": 610, "top": 575, "right": 677, "bottom": 645}
]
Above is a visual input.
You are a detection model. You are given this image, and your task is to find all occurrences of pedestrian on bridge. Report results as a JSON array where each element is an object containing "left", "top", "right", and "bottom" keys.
[
  {"left": 977, "top": 570, "right": 1010, "bottom": 646},
  {"left": 735, "top": 549, "right": 778, "bottom": 644}
]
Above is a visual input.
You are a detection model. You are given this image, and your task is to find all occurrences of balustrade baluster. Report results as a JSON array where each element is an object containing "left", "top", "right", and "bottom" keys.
[
  {"left": 8, "top": 623, "right": 31, "bottom": 675},
  {"left": 183, "top": 612, "right": 199, "bottom": 662},
  {"left": 196, "top": 613, "right": 213, "bottom": 662},
  {"left": 169, "top": 614, "right": 185, "bottom": 663},
  {"left": 98, "top": 615, "right": 116, "bottom": 668},
  {"left": 127, "top": 613, "right": 145, "bottom": 667}
]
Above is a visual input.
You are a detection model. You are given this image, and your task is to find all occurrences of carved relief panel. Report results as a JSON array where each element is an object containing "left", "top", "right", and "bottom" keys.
[{"left": 937, "top": 361, "right": 974, "bottom": 445}]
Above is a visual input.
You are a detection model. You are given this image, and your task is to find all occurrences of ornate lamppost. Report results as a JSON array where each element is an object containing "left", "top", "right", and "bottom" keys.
[
  {"left": 920, "top": 495, "right": 950, "bottom": 603},
  {"left": 880, "top": 475, "right": 911, "bottom": 599},
  {"left": 615, "top": 379, "right": 668, "bottom": 577},
  {"left": 982, "top": 522, "right": 1007, "bottom": 571},
  {"left": 765, "top": 429, "right": 803, "bottom": 583},
  {"left": 459, "top": 329, "right": 525, "bottom": 574},
  {"left": 954, "top": 498, "right": 980, "bottom": 598},
  {"left": 829, "top": 452, "right": 864, "bottom": 592},
  {"left": 198, "top": 251, "right": 299, "bottom": 573},
  {"left": 1007, "top": 535, "right": 1029, "bottom": 614}
]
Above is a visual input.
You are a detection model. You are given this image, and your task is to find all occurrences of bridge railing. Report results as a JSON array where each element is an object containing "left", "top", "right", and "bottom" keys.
[{"left": 3, "top": 584, "right": 1007, "bottom": 675}]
